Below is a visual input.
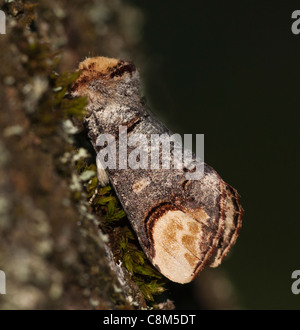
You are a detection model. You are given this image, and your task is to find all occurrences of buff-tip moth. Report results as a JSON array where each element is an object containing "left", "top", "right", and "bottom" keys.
[{"left": 70, "top": 56, "right": 243, "bottom": 284}]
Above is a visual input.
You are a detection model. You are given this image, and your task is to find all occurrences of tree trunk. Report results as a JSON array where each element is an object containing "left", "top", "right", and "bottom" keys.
[{"left": 0, "top": 0, "right": 172, "bottom": 310}]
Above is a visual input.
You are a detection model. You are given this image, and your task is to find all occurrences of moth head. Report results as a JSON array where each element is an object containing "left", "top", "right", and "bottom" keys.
[{"left": 70, "top": 56, "right": 141, "bottom": 112}]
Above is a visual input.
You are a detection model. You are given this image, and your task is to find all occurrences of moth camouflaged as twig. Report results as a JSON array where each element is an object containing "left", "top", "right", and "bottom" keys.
[{"left": 69, "top": 57, "right": 243, "bottom": 284}]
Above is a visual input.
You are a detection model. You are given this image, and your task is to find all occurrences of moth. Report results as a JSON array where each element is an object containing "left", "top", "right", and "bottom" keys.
[{"left": 70, "top": 57, "right": 243, "bottom": 284}]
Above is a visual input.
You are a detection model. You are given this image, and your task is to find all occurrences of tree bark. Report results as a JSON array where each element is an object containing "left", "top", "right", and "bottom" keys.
[{"left": 0, "top": 0, "right": 163, "bottom": 310}]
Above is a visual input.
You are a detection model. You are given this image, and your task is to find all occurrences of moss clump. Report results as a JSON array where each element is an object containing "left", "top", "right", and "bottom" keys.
[
  {"left": 76, "top": 158, "right": 167, "bottom": 304},
  {"left": 118, "top": 227, "right": 166, "bottom": 302},
  {"left": 52, "top": 72, "right": 88, "bottom": 120}
]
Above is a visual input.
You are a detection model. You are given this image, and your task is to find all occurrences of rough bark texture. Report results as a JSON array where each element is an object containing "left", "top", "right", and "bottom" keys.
[{"left": 0, "top": 0, "right": 152, "bottom": 310}]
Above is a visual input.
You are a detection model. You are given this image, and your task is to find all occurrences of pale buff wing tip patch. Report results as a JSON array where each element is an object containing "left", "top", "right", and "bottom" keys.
[
  {"left": 148, "top": 188, "right": 243, "bottom": 283},
  {"left": 151, "top": 209, "right": 210, "bottom": 284}
]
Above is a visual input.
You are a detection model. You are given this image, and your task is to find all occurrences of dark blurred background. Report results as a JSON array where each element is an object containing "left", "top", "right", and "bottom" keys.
[{"left": 127, "top": 0, "right": 300, "bottom": 309}]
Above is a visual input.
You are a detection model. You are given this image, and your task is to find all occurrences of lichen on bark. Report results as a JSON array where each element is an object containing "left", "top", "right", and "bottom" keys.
[{"left": 0, "top": 0, "right": 171, "bottom": 310}]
